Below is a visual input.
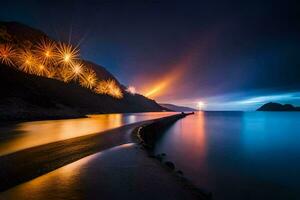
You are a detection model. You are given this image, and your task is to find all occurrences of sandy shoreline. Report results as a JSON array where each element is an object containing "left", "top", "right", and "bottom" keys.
[
  {"left": 0, "top": 113, "right": 208, "bottom": 200},
  {"left": 1, "top": 143, "right": 202, "bottom": 200},
  {"left": 0, "top": 119, "right": 152, "bottom": 191},
  {"left": 0, "top": 114, "right": 181, "bottom": 191}
]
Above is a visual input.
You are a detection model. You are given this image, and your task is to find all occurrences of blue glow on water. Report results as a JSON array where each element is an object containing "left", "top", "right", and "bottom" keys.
[{"left": 154, "top": 111, "right": 300, "bottom": 200}]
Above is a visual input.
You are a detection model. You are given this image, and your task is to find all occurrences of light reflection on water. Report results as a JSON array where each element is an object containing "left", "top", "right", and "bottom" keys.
[
  {"left": 154, "top": 111, "right": 300, "bottom": 200},
  {"left": 0, "top": 112, "right": 174, "bottom": 156}
]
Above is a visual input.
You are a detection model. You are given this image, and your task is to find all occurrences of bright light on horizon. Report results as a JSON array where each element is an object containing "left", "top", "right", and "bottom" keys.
[
  {"left": 197, "top": 101, "right": 205, "bottom": 110},
  {"left": 168, "top": 91, "right": 300, "bottom": 111}
]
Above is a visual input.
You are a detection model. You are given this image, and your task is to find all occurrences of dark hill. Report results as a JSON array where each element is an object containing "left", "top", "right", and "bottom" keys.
[
  {"left": 0, "top": 21, "right": 164, "bottom": 120},
  {"left": 257, "top": 102, "right": 300, "bottom": 111},
  {"left": 0, "top": 64, "right": 163, "bottom": 121},
  {"left": 0, "top": 21, "right": 48, "bottom": 43}
]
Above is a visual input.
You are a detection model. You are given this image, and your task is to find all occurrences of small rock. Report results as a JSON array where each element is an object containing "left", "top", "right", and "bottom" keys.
[
  {"left": 165, "top": 161, "right": 175, "bottom": 170},
  {"left": 176, "top": 170, "right": 183, "bottom": 175}
]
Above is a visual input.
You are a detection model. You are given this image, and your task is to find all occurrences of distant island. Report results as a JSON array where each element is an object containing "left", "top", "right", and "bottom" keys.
[
  {"left": 257, "top": 102, "right": 300, "bottom": 111},
  {"left": 160, "top": 103, "right": 198, "bottom": 112}
]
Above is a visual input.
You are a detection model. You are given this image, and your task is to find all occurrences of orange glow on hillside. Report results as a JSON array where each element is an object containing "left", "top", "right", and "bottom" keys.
[
  {"left": 17, "top": 49, "right": 37, "bottom": 74},
  {"left": 0, "top": 43, "right": 17, "bottom": 66},
  {"left": 0, "top": 39, "right": 123, "bottom": 99},
  {"left": 79, "top": 68, "right": 98, "bottom": 89},
  {"left": 95, "top": 79, "right": 123, "bottom": 99}
]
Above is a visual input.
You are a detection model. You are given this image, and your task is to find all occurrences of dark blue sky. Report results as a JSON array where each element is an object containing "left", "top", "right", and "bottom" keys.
[{"left": 1, "top": 0, "right": 299, "bottom": 110}]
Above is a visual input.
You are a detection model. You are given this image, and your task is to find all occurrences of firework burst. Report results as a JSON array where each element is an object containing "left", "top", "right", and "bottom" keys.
[
  {"left": 59, "top": 61, "right": 85, "bottom": 82},
  {"left": 95, "top": 79, "right": 123, "bottom": 98},
  {"left": 110, "top": 87, "right": 123, "bottom": 98},
  {"left": 17, "top": 49, "right": 38, "bottom": 74},
  {"left": 35, "top": 63, "right": 50, "bottom": 76},
  {"left": 71, "top": 61, "right": 85, "bottom": 81},
  {"left": 95, "top": 80, "right": 109, "bottom": 94},
  {"left": 56, "top": 43, "right": 79, "bottom": 66},
  {"left": 34, "top": 38, "right": 57, "bottom": 65},
  {"left": 46, "top": 68, "right": 56, "bottom": 78},
  {"left": 1, "top": 37, "right": 124, "bottom": 98},
  {"left": 0, "top": 43, "right": 17, "bottom": 66},
  {"left": 59, "top": 65, "right": 73, "bottom": 82},
  {"left": 79, "top": 68, "right": 98, "bottom": 89}
]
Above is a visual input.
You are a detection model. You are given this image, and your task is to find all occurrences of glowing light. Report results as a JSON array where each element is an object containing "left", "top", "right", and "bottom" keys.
[
  {"left": 73, "top": 63, "right": 82, "bottom": 74},
  {"left": 142, "top": 67, "right": 182, "bottom": 99},
  {"left": 79, "top": 68, "right": 97, "bottom": 89},
  {"left": 145, "top": 82, "right": 167, "bottom": 97},
  {"left": 0, "top": 43, "right": 17, "bottom": 66},
  {"left": 17, "top": 49, "right": 37, "bottom": 74},
  {"left": 197, "top": 101, "right": 205, "bottom": 110},
  {"left": 64, "top": 54, "right": 70, "bottom": 62},
  {"left": 0, "top": 38, "right": 123, "bottom": 97},
  {"left": 59, "top": 66, "right": 72, "bottom": 82},
  {"left": 58, "top": 61, "right": 85, "bottom": 82},
  {"left": 46, "top": 69, "right": 56, "bottom": 78},
  {"left": 138, "top": 43, "right": 201, "bottom": 100},
  {"left": 56, "top": 43, "right": 79, "bottom": 65},
  {"left": 35, "top": 38, "right": 56, "bottom": 65},
  {"left": 126, "top": 86, "right": 136, "bottom": 95},
  {"left": 71, "top": 62, "right": 85, "bottom": 81},
  {"left": 35, "top": 64, "right": 48, "bottom": 76},
  {"left": 95, "top": 79, "right": 123, "bottom": 98}
]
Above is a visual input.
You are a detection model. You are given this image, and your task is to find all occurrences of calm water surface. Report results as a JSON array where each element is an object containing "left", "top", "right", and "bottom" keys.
[
  {"left": 0, "top": 112, "right": 174, "bottom": 156},
  {"left": 154, "top": 111, "right": 300, "bottom": 200}
]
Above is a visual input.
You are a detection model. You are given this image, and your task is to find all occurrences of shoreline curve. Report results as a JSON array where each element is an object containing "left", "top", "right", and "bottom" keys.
[{"left": 0, "top": 113, "right": 185, "bottom": 192}]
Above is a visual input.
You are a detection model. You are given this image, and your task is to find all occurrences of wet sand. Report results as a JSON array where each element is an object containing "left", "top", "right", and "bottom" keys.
[
  {"left": 0, "top": 120, "right": 152, "bottom": 192},
  {"left": 0, "top": 112, "right": 174, "bottom": 156},
  {"left": 0, "top": 143, "right": 199, "bottom": 200},
  {"left": 0, "top": 113, "right": 207, "bottom": 199}
]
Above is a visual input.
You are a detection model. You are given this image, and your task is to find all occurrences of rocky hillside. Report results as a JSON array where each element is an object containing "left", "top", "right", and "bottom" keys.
[{"left": 0, "top": 21, "right": 164, "bottom": 120}]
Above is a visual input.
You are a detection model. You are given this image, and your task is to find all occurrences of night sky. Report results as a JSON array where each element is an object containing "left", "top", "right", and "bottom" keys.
[{"left": 1, "top": 0, "right": 299, "bottom": 110}]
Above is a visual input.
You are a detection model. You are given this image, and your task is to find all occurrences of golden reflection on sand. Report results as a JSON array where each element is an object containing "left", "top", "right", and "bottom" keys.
[
  {"left": 0, "top": 112, "right": 174, "bottom": 156},
  {"left": 0, "top": 114, "right": 123, "bottom": 155}
]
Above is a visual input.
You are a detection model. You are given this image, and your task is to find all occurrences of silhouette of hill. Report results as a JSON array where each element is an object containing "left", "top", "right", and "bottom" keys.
[
  {"left": 160, "top": 103, "right": 197, "bottom": 112},
  {"left": 257, "top": 102, "right": 300, "bottom": 111},
  {"left": 0, "top": 21, "right": 164, "bottom": 120}
]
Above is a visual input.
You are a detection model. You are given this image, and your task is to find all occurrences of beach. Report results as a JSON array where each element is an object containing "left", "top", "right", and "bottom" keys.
[
  {"left": 0, "top": 113, "right": 207, "bottom": 199},
  {"left": 0, "top": 143, "right": 200, "bottom": 200}
]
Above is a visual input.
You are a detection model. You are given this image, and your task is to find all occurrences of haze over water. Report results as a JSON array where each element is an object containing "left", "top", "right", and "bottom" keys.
[{"left": 154, "top": 111, "right": 300, "bottom": 200}]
